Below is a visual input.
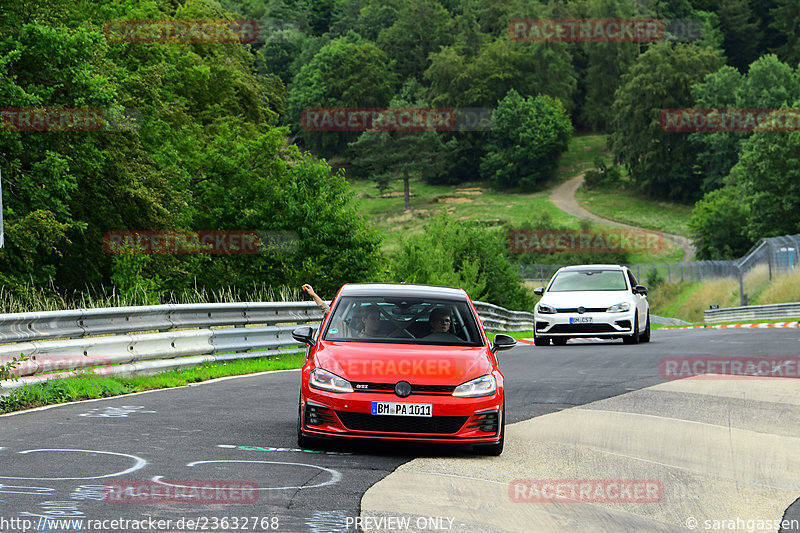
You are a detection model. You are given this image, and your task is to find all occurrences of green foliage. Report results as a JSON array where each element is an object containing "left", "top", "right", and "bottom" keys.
[
  {"left": 390, "top": 213, "right": 534, "bottom": 311},
  {"left": 610, "top": 43, "right": 723, "bottom": 202},
  {"left": 110, "top": 254, "right": 165, "bottom": 306},
  {"left": 287, "top": 33, "right": 396, "bottom": 155},
  {"left": 0, "top": 354, "right": 29, "bottom": 382},
  {"left": 735, "top": 126, "right": 800, "bottom": 240},
  {"left": 376, "top": 0, "right": 455, "bottom": 81},
  {"left": 690, "top": 55, "right": 800, "bottom": 192},
  {"left": 481, "top": 90, "right": 572, "bottom": 191},
  {"left": 645, "top": 268, "right": 665, "bottom": 290},
  {"left": 689, "top": 186, "right": 752, "bottom": 259},
  {"left": 583, "top": 156, "right": 623, "bottom": 190}
]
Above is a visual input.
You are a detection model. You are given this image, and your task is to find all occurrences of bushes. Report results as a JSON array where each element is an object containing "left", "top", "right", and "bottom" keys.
[{"left": 389, "top": 213, "right": 534, "bottom": 311}]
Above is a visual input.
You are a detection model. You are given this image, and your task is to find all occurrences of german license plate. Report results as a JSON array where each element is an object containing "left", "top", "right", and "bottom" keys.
[
  {"left": 570, "top": 317, "right": 593, "bottom": 324},
  {"left": 371, "top": 402, "right": 432, "bottom": 417}
]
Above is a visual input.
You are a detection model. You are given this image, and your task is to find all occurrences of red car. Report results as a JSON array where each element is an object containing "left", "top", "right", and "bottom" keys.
[{"left": 292, "top": 283, "right": 516, "bottom": 455}]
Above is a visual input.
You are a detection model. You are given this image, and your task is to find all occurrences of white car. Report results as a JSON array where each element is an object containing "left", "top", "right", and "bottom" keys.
[{"left": 532, "top": 265, "right": 650, "bottom": 346}]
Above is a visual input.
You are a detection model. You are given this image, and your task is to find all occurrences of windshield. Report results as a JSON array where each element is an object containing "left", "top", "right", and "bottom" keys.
[
  {"left": 322, "top": 296, "right": 483, "bottom": 346},
  {"left": 548, "top": 270, "right": 629, "bottom": 292}
]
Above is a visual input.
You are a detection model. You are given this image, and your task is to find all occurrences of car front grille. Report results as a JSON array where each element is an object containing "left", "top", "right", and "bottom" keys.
[
  {"left": 351, "top": 383, "right": 456, "bottom": 395},
  {"left": 335, "top": 412, "right": 468, "bottom": 434},
  {"left": 548, "top": 324, "right": 618, "bottom": 333},
  {"left": 555, "top": 308, "right": 608, "bottom": 313}
]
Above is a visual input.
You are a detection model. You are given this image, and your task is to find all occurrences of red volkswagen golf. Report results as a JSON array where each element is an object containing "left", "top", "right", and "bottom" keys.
[{"left": 292, "top": 283, "right": 516, "bottom": 455}]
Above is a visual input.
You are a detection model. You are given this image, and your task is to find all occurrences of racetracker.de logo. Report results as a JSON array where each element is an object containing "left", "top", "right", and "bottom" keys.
[
  {"left": 301, "top": 107, "right": 457, "bottom": 132},
  {"left": 104, "top": 19, "right": 259, "bottom": 43},
  {"left": 509, "top": 479, "right": 663, "bottom": 503},
  {"left": 660, "top": 357, "right": 800, "bottom": 380},
  {"left": 104, "top": 480, "right": 258, "bottom": 504},
  {"left": 104, "top": 230, "right": 259, "bottom": 255},
  {"left": 508, "top": 229, "right": 663, "bottom": 254},
  {"left": 509, "top": 19, "right": 664, "bottom": 42},
  {"left": 660, "top": 108, "right": 800, "bottom": 132},
  {"left": 1, "top": 108, "right": 103, "bottom": 132}
]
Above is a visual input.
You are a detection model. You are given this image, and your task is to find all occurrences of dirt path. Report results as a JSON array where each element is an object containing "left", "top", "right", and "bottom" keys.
[{"left": 550, "top": 173, "right": 695, "bottom": 262}]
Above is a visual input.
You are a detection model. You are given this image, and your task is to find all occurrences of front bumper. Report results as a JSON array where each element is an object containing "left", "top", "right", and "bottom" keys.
[
  {"left": 534, "top": 310, "right": 635, "bottom": 337},
  {"left": 299, "top": 389, "right": 503, "bottom": 444}
]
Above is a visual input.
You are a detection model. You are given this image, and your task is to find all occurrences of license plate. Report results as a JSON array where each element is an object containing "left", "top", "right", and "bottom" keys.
[
  {"left": 371, "top": 402, "right": 432, "bottom": 417},
  {"left": 570, "top": 317, "right": 593, "bottom": 324}
]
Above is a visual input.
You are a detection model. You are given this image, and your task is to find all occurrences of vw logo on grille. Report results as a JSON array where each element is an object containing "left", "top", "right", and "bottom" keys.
[
  {"left": 394, "top": 381, "right": 412, "bottom": 398},
  {"left": 577, "top": 306, "right": 585, "bottom": 314}
]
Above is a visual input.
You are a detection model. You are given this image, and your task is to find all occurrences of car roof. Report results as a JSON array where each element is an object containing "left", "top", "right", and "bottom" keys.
[
  {"left": 337, "top": 283, "right": 469, "bottom": 301},
  {"left": 557, "top": 264, "right": 626, "bottom": 271}
]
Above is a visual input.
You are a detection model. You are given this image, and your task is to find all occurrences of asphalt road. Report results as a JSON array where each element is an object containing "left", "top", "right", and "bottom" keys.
[{"left": 0, "top": 328, "right": 798, "bottom": 533}]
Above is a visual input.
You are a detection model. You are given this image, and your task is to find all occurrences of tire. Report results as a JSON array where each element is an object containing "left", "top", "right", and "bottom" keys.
[
  {"left": 551, "top": 337, "right": 567, "bottom": 346},
  {"left": 534, "top": 335, "right": 550, "bottom": 346},
  {"left": 640, "top": 312, "right": 651, "bottom": 343},
  {"left": 475, "top": 401, "right": 505, "bottom": 456},
  {"left": 622, "top": 312, "right": 640, "bottom": 344}
]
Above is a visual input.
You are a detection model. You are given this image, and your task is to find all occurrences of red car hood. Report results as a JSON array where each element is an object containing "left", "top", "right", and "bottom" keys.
[{"left": 312, "top": 341, "right": 493, "bottom": 385}]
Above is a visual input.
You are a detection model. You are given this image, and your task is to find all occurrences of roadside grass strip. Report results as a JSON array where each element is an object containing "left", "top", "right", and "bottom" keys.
[
  {"left": 0, "top": 352, "right": 305, "bottom": 413},
  {"left": 674, "top": 322, "right": 799, "bottom": 330}
]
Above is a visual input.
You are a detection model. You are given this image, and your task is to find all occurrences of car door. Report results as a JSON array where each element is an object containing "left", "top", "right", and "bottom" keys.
[{"left": 626, "top": 269, "right": 647, "bottom": 331}]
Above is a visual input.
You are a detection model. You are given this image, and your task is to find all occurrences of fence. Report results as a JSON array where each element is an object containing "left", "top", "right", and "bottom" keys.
[
  {"left": 0, "top": 300, "right": 533, "bottom": 391},
  {"left": 518, "top": 234, "right": 800, "bottom": 306}
]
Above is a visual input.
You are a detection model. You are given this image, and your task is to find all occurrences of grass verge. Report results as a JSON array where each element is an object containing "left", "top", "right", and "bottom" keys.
[
  {"left": 574, "top": 186, "right": 693, "bottom": 237},
  {"left": 0, "top": 352, "right": 305, "bottom": 414}
]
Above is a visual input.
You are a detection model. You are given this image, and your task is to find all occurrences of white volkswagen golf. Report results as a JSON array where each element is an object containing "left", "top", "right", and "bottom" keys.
[{"left": 532, "top": 265, "right": 650, "bottom": 346}]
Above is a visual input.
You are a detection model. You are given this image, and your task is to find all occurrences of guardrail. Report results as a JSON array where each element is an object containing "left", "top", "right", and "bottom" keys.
[
  {"left": 472, "top": 302, "right": 534, "bottom": 332},
  {"left": 0, "top": 300, "right": 533, "bottom": 392},
  {"left": 704, "top": 302, "right": 800, "bottom": 324}
]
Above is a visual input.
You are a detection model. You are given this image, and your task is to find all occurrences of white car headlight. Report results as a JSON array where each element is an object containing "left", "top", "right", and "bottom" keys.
[
  {"left": 606, "top": 302, "right": 631, "bottom": 313},
  {"left": 537, "top": 303, "right": 557, "bottom": 314},
  {"left": 453, "top": 374, "right": 496, "bottom": 398},
  {"left": 310, "top": 368, "right": 353, "bottom": 393}
]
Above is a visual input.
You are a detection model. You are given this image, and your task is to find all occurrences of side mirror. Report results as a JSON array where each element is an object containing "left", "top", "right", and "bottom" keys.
[
  {"left": 492, "top": 333, "right": 517, "bottom": 353},
  {"left": 634, "top": 285, "right": 648, "bottom": 296},
  {"left": 292, "top": 326, "right": 316, "bottom": 346},
  {"left": 533, "top": 287, "right": 544, "bottom": 296}
]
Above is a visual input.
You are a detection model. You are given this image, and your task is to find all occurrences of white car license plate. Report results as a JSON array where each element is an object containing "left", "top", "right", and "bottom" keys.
[
  {"left": 371, "top": 402, "right": 432, "bottom": 417},
  {"left": 570, "top": 317, "right": 593, "bottom": 324}
]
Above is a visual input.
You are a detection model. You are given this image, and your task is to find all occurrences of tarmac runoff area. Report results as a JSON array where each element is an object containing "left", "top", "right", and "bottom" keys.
[{"left": 359, "top": 378, "right": 800, "bottom": 532}]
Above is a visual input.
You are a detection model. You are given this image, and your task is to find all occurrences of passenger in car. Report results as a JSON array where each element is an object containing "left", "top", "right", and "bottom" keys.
[
  {"left": 302, "top": 284, "right": 330, "bottom": 313},
  {"left": 428, "top": 307, "right": 453, "bottom": 334}
]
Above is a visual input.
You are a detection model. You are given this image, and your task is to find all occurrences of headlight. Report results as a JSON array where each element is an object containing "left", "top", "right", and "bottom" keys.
[
  {"left": 453, "top": 374, "right": 497, "bottom": 398},
  {"left": 309, "top": 368, "right": 353, "bottom": 393},
  {"left": 537, "top": 303, "right": 556, "bottom": 314},
  {"left": 606, "top": 302, "right": 631, "bottom": 313}
]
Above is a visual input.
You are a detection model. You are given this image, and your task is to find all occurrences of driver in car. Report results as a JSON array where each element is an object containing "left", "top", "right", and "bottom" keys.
[{"left": 424, "top": 308, "right": 460, "bottom": 340}]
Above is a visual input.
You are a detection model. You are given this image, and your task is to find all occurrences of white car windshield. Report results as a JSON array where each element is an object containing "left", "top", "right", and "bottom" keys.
[{"left": 548, "top": 270, "right": 628, "bottom": 292}]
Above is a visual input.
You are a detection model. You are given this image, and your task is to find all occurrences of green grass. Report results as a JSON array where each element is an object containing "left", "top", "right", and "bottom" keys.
[
  {"left": 553, "top": 134, "right": 609, "bottom": 182},
  {"left": 486, "top": 330, "right": 534, "bottom": 342},
  {"left": 0, "top": 352, "right": 305, "bottom": 413},
  {"left": 574, "top": 187, "right": 693, "bottom": 237}
]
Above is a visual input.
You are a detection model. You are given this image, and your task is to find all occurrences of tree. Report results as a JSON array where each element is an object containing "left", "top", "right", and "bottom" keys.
[
  {"left": 689, "top": 186, "right": 751, "bottom": 259},
  {"left": 690, "top": 55, "right": 799, "bottom": 192},
  {"left": 610, "top": 43, "right": 723, "bottom": 202},
  {"left": 770, "top": 0, "right": 800, "bottom": 65},
  {"left": 735, "top": 124, "right": 800, "bottom": 240},
  {"left": 376, "top": 0, "right": 455, "bottom": 81},
  {"left": 580, "top": 0, "right": 637, "bottom": 131},
  {"left": 390, "top": 213, "right": 534, "bottom": 311},
  {"left": 287, "top": 33, "right": 397, "bottom": 155},
  {"left": 481, "top": 90, "right": 572, "bottom": 191},
  {"left": 348, "top": 88, "right": 454, "bottom": 211}
]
